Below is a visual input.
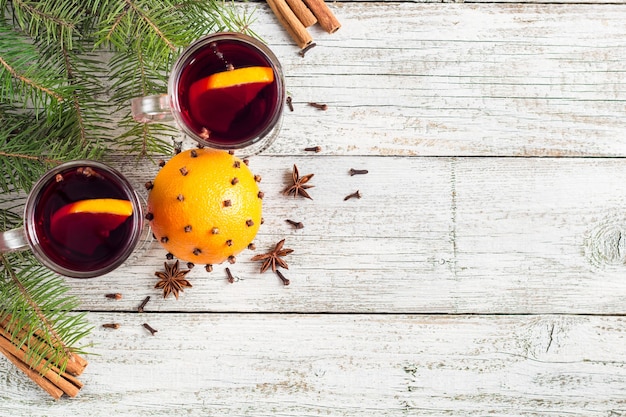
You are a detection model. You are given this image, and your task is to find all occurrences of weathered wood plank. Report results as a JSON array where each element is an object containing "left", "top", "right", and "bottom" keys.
[
  {"left": 233, "top": 3, "right": 626, "bottom": 157},
  {"left": 1, "top": 313, "right": 624, "bottom": 416},
  {"left": 61, "top": 156, "right": 626, "bottom": 315}
]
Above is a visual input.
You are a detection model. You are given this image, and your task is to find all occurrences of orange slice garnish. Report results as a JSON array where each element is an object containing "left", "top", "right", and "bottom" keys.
[
  {"left": 50, "top": 198, "right": 133, "bottom": 255},
  {"left": 188, "top": 66, "right": 274, "bottom": 134}
]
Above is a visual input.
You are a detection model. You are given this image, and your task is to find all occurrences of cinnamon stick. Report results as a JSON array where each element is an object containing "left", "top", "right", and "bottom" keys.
[
  {"left": 266, "top": 0, "right": 313, "bottom": 49},
  {"left": 0, "top": 315, "right": 87, "bottom": 398},
  {"left": 0, "top": 345, "right": 64, "bottom": 400},
  {"left": 285, "top": 0, "right": 317, "bottom": 27},
  {"left": 0, "top": 315, "right": 87, "bottom": 376},
  {"left": 301, "top": 0, "right": 341, "bottom": 33},
  {"left": 0, "top": 332, "right": 83, "bottom": 397}
]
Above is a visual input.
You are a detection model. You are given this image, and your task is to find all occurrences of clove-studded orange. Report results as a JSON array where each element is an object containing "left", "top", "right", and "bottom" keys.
[{"left": 146, "top": 148, "right": 263, "bottom": 265}]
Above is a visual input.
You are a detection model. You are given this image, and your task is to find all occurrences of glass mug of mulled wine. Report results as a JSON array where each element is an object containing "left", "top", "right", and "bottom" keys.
[
  {"left": 0, "top": 161, "right": 144, "bottom": 278},
  {"left": 131, "top": 32, "right": 286, "bottom": 156}
]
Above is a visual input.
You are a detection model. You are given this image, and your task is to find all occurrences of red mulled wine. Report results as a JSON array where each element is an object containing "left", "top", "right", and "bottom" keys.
[
  {"left": 28, "top": 163, "right": 142, "bottom": 277},
  {"left": 174, "top": 36, "right": 283, "bottom": 148}
]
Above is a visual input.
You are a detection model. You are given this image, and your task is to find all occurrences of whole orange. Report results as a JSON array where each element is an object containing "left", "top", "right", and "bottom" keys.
[{"left": 147, "top": 148, "right": 262, "bottom": 265}]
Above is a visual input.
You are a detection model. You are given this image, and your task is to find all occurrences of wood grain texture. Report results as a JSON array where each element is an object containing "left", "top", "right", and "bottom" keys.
[
  {"left": 239, "top": 3, "right": 626, "bottom": 157},
  {"left": 58, "top": 156, "right": 626, "bottom": 315},
  {"left": 3, "top": 1, "right": 626, "bottom": 413},
  {"left": 1, "top": 313, "right": 624, "bottom": 416}
]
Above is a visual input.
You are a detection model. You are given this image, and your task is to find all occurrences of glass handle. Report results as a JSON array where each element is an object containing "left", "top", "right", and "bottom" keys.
[
  {"left": 0, "top": 228, "right": 28, "bottom": 253},
  {"left": 130, "top": 95, "right": 174, "bottom": 123}
]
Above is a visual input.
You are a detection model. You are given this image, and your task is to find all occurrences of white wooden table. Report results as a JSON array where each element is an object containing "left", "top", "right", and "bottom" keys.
[{"left": 2, "top": 1, "right": 626, "bottom": 415}]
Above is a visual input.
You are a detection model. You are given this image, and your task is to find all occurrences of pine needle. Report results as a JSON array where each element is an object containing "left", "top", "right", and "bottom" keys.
[{"left": 0, "top": 0, "right": 250, "bottom": 376}]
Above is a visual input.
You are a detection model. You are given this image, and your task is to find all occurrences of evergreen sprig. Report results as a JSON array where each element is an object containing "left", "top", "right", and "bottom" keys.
[
  {"left": 98, "top": 0, "right": 254, "bottom": 155},
  {"left": 0, "top": 205, "right": 92, "bottom": 374},
  {"left": 0, "top": 0, "right": 250, "bottom": 383}
]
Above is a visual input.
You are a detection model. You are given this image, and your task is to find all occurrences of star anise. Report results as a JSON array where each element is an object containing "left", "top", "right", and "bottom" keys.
[
  {"left": 154, "top": 260, "right": 192, "bottom": 299},
  {"left": 250, "top": 239, "right": 294, "bottom": 273},
  {"left": 283, "top": 164, "right": 314, "bottom": 199}
]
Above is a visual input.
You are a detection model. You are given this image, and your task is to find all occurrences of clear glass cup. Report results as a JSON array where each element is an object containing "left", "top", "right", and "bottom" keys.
[
  {"left": 0, "top": 161, "right": 145, "bottom": 278},
  {"left": 131, "top": 32, "right": 286, "bottom": 156}
]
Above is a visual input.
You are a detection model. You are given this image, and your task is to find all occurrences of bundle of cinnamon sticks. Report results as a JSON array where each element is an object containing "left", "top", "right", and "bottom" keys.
[
  {"left": 266, "top": 0, "right": 341, "bottom": 49},
  {"left": 0, "top": 315, "right": 88, "bottom": 399}
]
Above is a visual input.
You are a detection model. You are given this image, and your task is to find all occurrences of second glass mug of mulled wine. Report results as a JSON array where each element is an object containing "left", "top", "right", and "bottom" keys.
[
  {"left": 0, "top": 161, "right": 144, "bottom": 278},
  {"left": 131, "top": 32, "right": 286, "bottom": 156}
]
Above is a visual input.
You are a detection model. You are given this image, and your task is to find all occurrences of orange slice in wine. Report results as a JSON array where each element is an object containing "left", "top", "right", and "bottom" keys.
[
  {"left": 188, "top": 66, "right": 274, "bottom": 134},
  {"left": 50, "top": 198, "right": 133, "bottom": 255}
]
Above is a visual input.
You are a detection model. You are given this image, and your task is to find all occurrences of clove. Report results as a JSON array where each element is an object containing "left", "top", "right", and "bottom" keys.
[
  {"left": 344, "top": 190, "right": 362, "bottom": 201},
  {"left": 286, "top": 96, "right": 294, "bottom": 112},
  {"left": 299, "top": 42, "right": 317, "bottom": 58},
  {"left": 102, "top": 323, "right": 120, "bottom": 329},
  {"left": 105, "top": 293, "right": 122, "bottom": 300},
  {"left": 286, "top": 219, "right": 304, "bottom": 229},
  {"left": 137, "top": 296, "right": 151, "bottom": 313},
  {"left": 349, "top": 168, "right": 369, "bottom": 176},
  {"left": 225, "top": 267, "right": 235, "bottom": 283},
  {"left": 304, "top": 146, "right": 322, "bottom": 153},
  {"left": 143, "top": 323, "right": 158, "bottom": 336},
  {"left": 276, "top": 270, "right": 290, "bottom": 286},
  {"left": 308, "top": 102, "right": 328, "bottom": 111}
]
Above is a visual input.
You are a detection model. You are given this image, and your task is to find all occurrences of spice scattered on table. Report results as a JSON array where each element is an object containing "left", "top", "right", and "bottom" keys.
[
  {"left": 304, "top": 146, "right": 322, "bottom": 152},
  {"left": 349, "top": 168, "right": 368, "bottom": 176},
  {"left": 102, "top": 323, "right": 120, "bottom": 329},
  {"left": 137, "top": 296, "right": 151, "bottom": 313},
  {"left": 266, "top": 0, "right": 341, "bottom": 50},
  {"left": 308, "top": 102, "right": 327, "bottom": 111},
  {"left": 225, "top": 267, "right": 235, "bottom": 283},
  {"left": 143, "top": 323, "right": 158, "bottom": 336},
  {"left": 283, "top": 164, "right": 315, "bottom": 199},
  {"left": 299, "top": 42, "right": 317, "bottom": 57},
  {"left": 275, "top": 270, "right": 290, "bottom": 286},
  {"left": 344, "top": 190, "right": 362, "bottom": 201},
  {"left": 286, "top": 219, "right": 304, "bottom": 229},
  {"left": 105, "top": 293, "right": 122, "bottom": 300},
  {"left": 251, "top": 239, "right": 294, "bottom": 273},
  {"left": 154, "top": 260, "right": 192, "bottom": 300}
]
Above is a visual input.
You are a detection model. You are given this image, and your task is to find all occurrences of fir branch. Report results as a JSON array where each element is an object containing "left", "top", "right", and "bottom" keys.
[
  {"left": 0, "top": 23, "right": 67, "bottom": 106},
  {"left": 0, "top": 55, "right": 64, "bottom": 102},
  {"left": 8, "top": 0, "right": 83, "bottom": 49},
  {"left": 1, "top": 254, "right": 70, "bottom": 359},
  {"left": 124, "top": 0, "right": 177, "bottom": 52},
  {"left": 0, "top": 251, "right": 91, "bottom": 374},
  {"left": 97, "top": 0, "right": 244, "bottom": 156},
  {"left": 55, "top": 40, "right": 112, "bottom": 148},
  {"left": 0, "top": 202, "right": 91, "bottom": 373},
  {"left": 115, "top": 117, "right": 179, "bottom": 156},
  {"left": 0, "top": 0, "right": 253, "bottom": 394},
  {"left": 0, "top": 107, "right": 102, "bottom": 192}
]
